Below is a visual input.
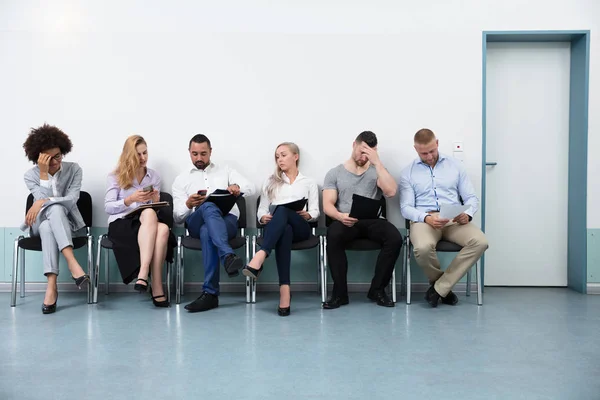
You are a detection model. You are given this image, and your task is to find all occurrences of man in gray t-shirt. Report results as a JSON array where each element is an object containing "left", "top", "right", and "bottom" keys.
[{"left": 322, "top": 131, "right": 403, "bottom": 310}]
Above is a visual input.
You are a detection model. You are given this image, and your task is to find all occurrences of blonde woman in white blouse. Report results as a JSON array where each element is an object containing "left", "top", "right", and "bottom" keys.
[{"left": 242, "top": 142, "right": 320, "bottom": 316}]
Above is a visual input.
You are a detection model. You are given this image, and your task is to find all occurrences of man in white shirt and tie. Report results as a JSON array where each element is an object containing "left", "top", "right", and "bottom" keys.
[{"left": 172, "top": 134, "right": 255, "bottom": 312}]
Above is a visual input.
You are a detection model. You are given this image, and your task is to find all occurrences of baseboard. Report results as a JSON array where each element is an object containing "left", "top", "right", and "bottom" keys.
[
  {"left": 0, "top": 281, "right": 479, "bottom": 293},
  {"left": 587, "top": 283, "right": 600, "bottom": 294}
]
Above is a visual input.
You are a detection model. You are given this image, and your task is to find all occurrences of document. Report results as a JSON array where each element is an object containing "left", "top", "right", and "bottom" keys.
[
  {"left": 204, "top": 189, "right": 242, "bottom": 215},
  {"left": 269, "top": 198, "right": 307, "bottom": 214},
  {"left": 439, "top": 204, "right": 469, "bottom": 220},
  {"left": 349, "top": 194, "right": 381, "bottom": 220},
  {"left": 123, "top": 201, "right": 170, "bottom": 218}
]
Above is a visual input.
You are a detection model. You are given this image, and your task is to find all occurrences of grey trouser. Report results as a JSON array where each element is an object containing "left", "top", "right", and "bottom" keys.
[{"left": 31, "top": 204, "right": 84, "bottom": 276}]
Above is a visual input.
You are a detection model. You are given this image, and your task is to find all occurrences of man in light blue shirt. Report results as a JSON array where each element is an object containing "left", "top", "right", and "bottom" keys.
[{"left": 400, "top": 129, "right": 488, "bottom": 307}]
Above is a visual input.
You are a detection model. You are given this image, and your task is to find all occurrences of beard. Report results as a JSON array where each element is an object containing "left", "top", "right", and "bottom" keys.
[{"left": 194, "top": 161, "right": 208, "bottom": 170}]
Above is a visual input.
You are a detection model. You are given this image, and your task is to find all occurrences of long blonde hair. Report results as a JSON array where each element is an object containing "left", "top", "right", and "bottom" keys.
[
  {"left": 266, "top": 142, "right": 299, "bottom": 201},
  {"left": 115, "top": 135, "right": 146, "bottom": 189}
]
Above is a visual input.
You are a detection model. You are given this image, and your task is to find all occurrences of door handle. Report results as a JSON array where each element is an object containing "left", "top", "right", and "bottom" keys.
[{"left": 486, "top": 162, "right": 497, "bottom": 166}]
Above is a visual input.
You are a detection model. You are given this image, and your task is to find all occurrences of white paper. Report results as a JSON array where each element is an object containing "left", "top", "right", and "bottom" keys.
[{"left": 439, "top": 204, "right": 470, "bottom": 220}]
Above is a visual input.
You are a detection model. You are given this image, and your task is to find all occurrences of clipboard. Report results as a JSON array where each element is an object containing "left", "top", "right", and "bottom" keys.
[
  {"left": 269, "top": 198, "right": 308, "bottom": 214},
  {"left": 349, "top": 194, "right": 382, "bottom": 220},
  {"left": 123, "top": 201, "right": 170, "bottom": 218},
  {"left": 204, "top": 189, "right": 242, "bottom": 215}
]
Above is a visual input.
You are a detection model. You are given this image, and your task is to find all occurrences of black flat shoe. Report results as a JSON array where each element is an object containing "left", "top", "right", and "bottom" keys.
[
  {"left": 425, "top": 285, "right": 441, "bottom": 308},
  {"left": 277, "top": 293, "right": 292, "bottom": 317},
  {"left": 322, "top": 295, "right": 349, "bottom": 310},
  {"left": 184, "top": 291, "right": 219, "bottom": 312},
  {"left": 441, "top": 290, "right": 459, "bottom": 306},
  {"left": 152, "top": 294, "right": 170, "bottom": 308},
  {"left": 72, "top": 274, "right": 90, "bottom": 289},
  {"left": 134, "top": 278, "right": 149, "bottom": 292},
  {"left": 224, "top": 254, "right": 243, "bottom": 277},
  {"left": 367, "top": 289, "right": 395, "bottom": 307},
  {"left": 242, "top": 265, "right": 263, "bottom": 280},
  {"left": 42, "top": 293, "right": 58, "bottom": 314}
]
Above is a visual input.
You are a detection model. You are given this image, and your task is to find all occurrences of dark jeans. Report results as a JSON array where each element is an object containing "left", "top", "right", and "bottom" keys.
[
  {"left": 186, "top": 202, "right": 237, "bottom": 295},
  {"left": 326, "top": 219, "right": 402, "bottom": 296},
  {"left": 260, "top": 207, "right": 311, "bottom": 285}
]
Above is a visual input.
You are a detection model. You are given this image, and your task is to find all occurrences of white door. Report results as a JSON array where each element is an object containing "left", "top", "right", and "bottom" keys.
[{"left": 485, "top": 42, "right": 570, "bottom": 286}]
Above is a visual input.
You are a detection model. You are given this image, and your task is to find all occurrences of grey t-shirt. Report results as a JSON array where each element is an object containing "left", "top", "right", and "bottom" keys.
[{"left": 323, "top": 164, "right": 383, "bottom": 213}]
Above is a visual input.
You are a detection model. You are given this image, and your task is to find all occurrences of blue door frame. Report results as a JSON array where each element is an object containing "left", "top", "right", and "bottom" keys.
[{"left": 481, "top": 30, "right": 590, "bottom": 293}]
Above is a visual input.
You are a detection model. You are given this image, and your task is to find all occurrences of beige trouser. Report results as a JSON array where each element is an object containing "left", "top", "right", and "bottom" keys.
[{"left": 410, "top": 214, "right": 489, "bottom": 297}]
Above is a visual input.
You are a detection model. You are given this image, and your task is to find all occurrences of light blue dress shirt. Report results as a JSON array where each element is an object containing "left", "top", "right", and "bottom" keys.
[{"left": 399, "top": 153, "right": 479, "bottom": 223}]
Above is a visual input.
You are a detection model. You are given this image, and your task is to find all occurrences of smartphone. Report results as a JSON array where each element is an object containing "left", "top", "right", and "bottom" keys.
[
  {"left": 197, "top": 190, "right": 207, "bottom": 196},
  {"left": 142, "top": 185, "right": 153, "bottom": 192}
]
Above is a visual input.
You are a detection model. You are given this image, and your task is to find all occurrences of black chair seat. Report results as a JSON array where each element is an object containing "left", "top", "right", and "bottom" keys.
[
  {"left": 18, "top": 236, "right": 88, "bottom": 251},
  {"left": 345, "top": 238, "right": 382, "bottom": 251},
  {"left": 100, "top": 236, "right": 114, "bottom": 249},
  {"left": 181, "top": 236, "right": 246, "bottom": 251},
  {"left": 436, "top": 240, "right": 463, "bottom": 252},
  {"left": 255, "top": 235, "right": 320, "bottom": 251}
]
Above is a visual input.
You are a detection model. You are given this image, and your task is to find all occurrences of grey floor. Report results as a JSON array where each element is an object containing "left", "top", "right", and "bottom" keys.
[{"left": 1, "top": 288, "right": 599, "bottom": 400}]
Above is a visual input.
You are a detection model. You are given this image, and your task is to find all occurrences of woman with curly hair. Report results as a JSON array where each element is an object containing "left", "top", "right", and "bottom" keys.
[
  {"left": 105, "top": 135, "right": 173, "bottom": 307},
  {"left": 22, "top": 123, "right": 90, "bottom": 314}
]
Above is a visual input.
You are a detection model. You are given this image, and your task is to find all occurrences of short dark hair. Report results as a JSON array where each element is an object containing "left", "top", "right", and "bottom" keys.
[
  {"left": 355, "top": 131, "right": 377, "bottom": 148},
  {"left": 414, "top": 128, "right": 436, "bottom": 145},
  {"left": 23, "top": 124, "right": 73, "bottom": 163},
  {"left": 189, "top": 134, "right": 211, "bottom": 149}
]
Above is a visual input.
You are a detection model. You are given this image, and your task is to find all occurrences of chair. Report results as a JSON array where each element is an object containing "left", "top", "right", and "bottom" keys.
[
  {"left": 248, "top": 196, "right": 324, "bottom": 303},
  {"left": 11, "top": 191, "right": 94, "bottom": 307},
  {"left": 402, "top": 219, "right": 482, "bottom": 305},
  {"left": 321, "top": 197, "right": 397, "bottom": 303},
  {"left": 94, "top": 192, "right": 174, "bottom": 304},
  {"left": 175, "top": 196, "right": 250, "bottom": 304}
]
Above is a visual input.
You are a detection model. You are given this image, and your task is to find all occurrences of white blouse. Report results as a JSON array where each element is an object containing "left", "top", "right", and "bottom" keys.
[{"left": 256, "top": 172, "right": 320, "bottom": 223}]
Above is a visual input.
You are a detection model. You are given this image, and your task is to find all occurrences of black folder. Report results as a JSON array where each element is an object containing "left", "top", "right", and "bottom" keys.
[
  {"left": 123, "top": 201, "right": 170, "bottom": 218},
  {"left": 349, "top": 194, "right": 381, "bottom": 220},
  {"left": 205, "top": 189, "right": 242, "bottom": 215},
  {"left": 269, "top": 198, "right": 308, "bottom": 214}
]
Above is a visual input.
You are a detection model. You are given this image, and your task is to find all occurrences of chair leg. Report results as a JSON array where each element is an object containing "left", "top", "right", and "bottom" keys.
[
  {"left": 87, "top": 235, "right": 93, "bottom": 304},
  {"left": 245, "top": 236, "right": 251, "bottom": 304},
  {"left": 94, "top": 236, "right": 102, "bottom": 303},
  {"left": 321, "top": 236, "right": 327, "bottom": 303},
  {"left": 11, "top": 238, "right": 22, "bottom": 307},
  {"left": 406, "top": 236, "right": 411, "bottom": 305},
  {"left": 20, "top": 248, "right": 25, "bottom": 298},
  {"left": 466, "top": 268, "right": 472, "bottom": 297},
  {"left": 104, "top": 247, "right": 110, "bottom": 295},
  {"left": 176, "top": 236, "right": 182, "bottom": 305},
  {"left": 391, "top": 268, "right": 397, "bottom": 303},
  {"left": 251, "top": 235, "right": 257, "bottom": 303},
  {"left": 476, "top": 261, "right": 483, "bottom": 306},
  {"left": 166, "top": 262, "right": 171, "bottom": 304},
  {"left": 400, "top": 245, "right": 407, "bottom": 299}
]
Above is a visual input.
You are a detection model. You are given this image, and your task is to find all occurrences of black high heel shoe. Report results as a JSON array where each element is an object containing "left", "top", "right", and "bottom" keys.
[
  {"left": 72, "top": 274, "right": 90, "bottom": 289},
  {"left": 42, "top": 293, "right": 58, "bottom": 314},
  {"left": 151, "top": 289, "right": 170, "bottom": 308},
  {"left": 242, "top": 265, "right": 263, "bottom": 280},
  {"left": 277, "top": 293, "right": 292, "bottom": 317},
  {"left": 134, "top": 278, "right": 149, "bottom": 292}
]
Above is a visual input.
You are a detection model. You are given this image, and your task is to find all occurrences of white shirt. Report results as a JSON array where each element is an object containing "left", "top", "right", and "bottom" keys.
[
  {"left": 172, "top": 162, "right": 255, "bottom": 224},
  {"left": 257, "top": 172, "right": 320, "bottom": 222},
  {"left": 39, "top": 166, "right": 61, "bottom": 200}
]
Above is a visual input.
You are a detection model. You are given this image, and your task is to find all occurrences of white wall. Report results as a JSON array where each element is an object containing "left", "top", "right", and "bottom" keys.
[{"left": 0, "top": 0, "right": 598, "bottom": 228}]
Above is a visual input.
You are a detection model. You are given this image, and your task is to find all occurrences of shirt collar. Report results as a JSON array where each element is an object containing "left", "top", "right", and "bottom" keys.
[
  {"left": 282, "top": 171, "right": 304, "bottom": 183},
  {"left": 416, "top": 153, "right": 448, "bottom": 167},
  {"left": 190, "top": 162, "right": 216, "bottom": 173}
]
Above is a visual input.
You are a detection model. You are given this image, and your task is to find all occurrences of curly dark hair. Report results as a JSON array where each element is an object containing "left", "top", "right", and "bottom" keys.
[{"left": 23, "top": 124, "right": 73, "bottom": 163}]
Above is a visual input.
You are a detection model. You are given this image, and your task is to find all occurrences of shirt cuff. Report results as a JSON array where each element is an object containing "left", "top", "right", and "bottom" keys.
[
  {"left": 40, "top": 179, "right": 51, "bottom": 188},
  {"left": 420, "top": 212, "right": 430, "bottom": 223}
]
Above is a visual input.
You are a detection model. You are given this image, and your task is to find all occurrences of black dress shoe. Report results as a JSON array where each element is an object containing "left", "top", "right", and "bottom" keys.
[
  {"left": 42, "top": 293, "right": 58, "bottom": 314},
  {"left": 184, "top": 291, "right": 219, "bottom": 312},
  {"left": 72, "top": 274, "right": 90, "bottom": 289},
  {"left": 441, "top": 290, "right": 459, "bottom": 305},
  {"left": 134, "top": 278, "right": 149, "bottom": 292},
  {"left": 277, "top": 293, "right": 292, "bottom": 317},
  {"left": 224, "top": 254, "right": 243, "bottom": 277},
  {"left": 241, "top": 264, "right": 263, "bottom": 280},
  {"left": 425, "top": 285, "right": 441, "bottom": 308},
  {"left": 367, "top": 289, "right": 395, "bottom": 307},
  {"left": 322, "top": 295, "right": 349, "bottom": 310}
]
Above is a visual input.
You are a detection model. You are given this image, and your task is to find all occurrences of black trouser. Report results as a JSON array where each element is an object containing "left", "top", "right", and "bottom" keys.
[
  {"left": 260, "top": 207, "right": 311, "bottom": 285},
  {"left": 326, "top": 219, "right": 403, "bottom": 297}
]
